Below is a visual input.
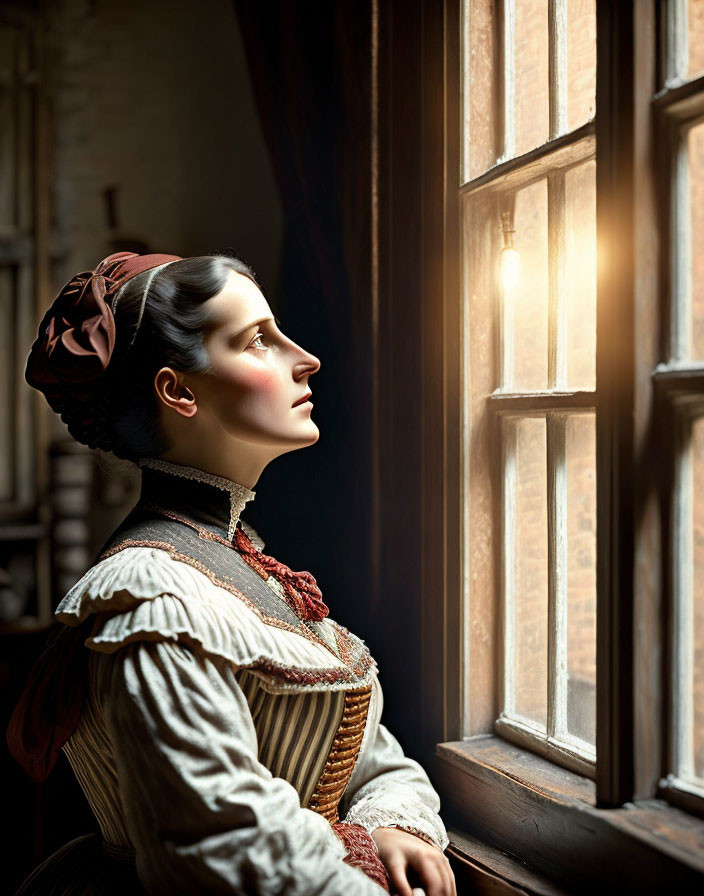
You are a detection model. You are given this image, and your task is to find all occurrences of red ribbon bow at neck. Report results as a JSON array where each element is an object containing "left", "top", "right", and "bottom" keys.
[{"left": 233, "top": 525, "right": 329, "bottom": 622}]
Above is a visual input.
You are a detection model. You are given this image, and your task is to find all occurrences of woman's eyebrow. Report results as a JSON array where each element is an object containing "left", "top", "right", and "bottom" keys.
[{"left": 228, "top": 316, "right": 279, "bottom": 340}]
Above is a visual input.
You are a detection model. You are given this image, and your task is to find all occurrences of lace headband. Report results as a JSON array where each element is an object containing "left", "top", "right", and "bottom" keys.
[{"left": 111, "top": 259, "right": 177, "bottom": 355}]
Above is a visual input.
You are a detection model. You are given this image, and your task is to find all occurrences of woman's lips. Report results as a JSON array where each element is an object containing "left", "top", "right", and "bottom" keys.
[{"left": 292, "top": 391, "right": 312, "bottom": 408}]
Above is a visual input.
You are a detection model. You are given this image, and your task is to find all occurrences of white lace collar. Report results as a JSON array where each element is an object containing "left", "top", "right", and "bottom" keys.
[{"left": 137, "top": 457, "right": 256, "bottom": 541}]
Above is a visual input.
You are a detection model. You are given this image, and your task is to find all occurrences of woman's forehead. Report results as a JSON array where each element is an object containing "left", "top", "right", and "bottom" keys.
[{"left": 206, "top": 270, "right": 271, "bottom": 329}]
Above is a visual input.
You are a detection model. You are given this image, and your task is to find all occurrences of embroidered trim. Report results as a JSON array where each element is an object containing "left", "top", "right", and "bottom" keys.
[
  {"left": 331, "top": 822, "right": 390, "bottom": 892},
  {"left": 96, "top": 538, "right": 375, "bottom": 683},
  {"left": 333, "top": 624, "right": 358, "bottom": 668},
  {"left": 138, "top": 457, "right": 255, "bottom": 540},
  {"left": 136, "top": 505, "right": 330, "bottom": 627},
  {"left": 92, "top": 623, "right": 373, "bottom": 688},
  {"left": 141, "top": 504, "right": 244, "bottom": 550},
  {"left": 308, "top": 685, "right": 372, "bottom": 823}
]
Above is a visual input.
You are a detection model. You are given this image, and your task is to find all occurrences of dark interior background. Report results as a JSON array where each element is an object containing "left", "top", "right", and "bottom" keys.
[{"left": 1, "top": 0, "right": 395, "bottom": 888}]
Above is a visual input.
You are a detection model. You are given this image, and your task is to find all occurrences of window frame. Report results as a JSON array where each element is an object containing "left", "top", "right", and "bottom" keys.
[
  {"left": 372, "top": 0, "right": 704, "bottom": 887},
  {"left": 651, "top": 0, "right": 704, "bottom": 819},
  {"left": 459, "top": 0, "right": 599, "bottom": 774}
]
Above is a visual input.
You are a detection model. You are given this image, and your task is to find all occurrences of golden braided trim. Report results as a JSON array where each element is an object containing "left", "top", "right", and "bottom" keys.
[{"left": 307, "top": 684, "right": 372, "bottom": 823}]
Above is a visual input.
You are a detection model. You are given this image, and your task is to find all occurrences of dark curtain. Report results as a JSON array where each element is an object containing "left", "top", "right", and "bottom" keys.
[{"left": 232, "top": 2, "right": 377, "bottom": 645}]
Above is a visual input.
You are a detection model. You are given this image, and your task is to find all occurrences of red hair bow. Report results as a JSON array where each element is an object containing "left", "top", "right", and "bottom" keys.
[{"left": 25, "top": 251, "right": 181, "bottom": 404}]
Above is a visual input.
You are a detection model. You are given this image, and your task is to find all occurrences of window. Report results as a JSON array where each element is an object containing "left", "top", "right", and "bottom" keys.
[
  {"left": 460, "top": 0, "right": 597, "bottom": 774},
  {"left": 654, "top": 0, "right": 704, "bottom": 814},
  {"left": 378, "top": 0, "right": 704, "bottom": 886}
]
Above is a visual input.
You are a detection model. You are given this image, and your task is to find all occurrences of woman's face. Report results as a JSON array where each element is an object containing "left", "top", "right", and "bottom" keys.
[{"left": 190, "top": 270, "right": 321, "bottom": 452}]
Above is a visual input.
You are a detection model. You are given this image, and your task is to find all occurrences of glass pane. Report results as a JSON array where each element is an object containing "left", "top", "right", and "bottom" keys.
[
  {"left": 688, "top": 0, "right": 704, "bottom": 81},
  {"left": 691, "top": 417, "right": 704, "bottom": 779},
  {"left": 510, "top": 179, "right": 548, "bottom": 390},
  {"left": 514, "top": 0, "right": 549, "bottom": 157},
  {"left": 565, "top": 160, "right": 597, "bottom": 389},
  {"left": 465, "top": 0, "right": 499, "bottom": 181},
  {"left": 690, "top": 123, "right": 704, "bottom": 360},
  {"left": 565, "top": 413, "right": 596, "bottom": 746},
  {"left": 567, "top": 0, "right": 596, "bottom": 130},
  {"left": 513, "top": 415, "right": 548, "bottom": 728},
  {"left": 464, "top": 190, "right": 502, "bottom": 388}
]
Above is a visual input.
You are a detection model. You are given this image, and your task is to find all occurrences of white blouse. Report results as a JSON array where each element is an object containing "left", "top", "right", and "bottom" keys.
[{"left": 56, "top": 539, "right": 449, "bottom": 895}]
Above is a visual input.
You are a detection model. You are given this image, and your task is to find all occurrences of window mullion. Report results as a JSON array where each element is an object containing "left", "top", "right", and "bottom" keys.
[
  {"left": 501, "top": 195, "right": 517, "bottom": 389},
  {"left": 548, "top": 0, "right": 568, "bottom": 139},
  {"left": 460, "top": 0, "right": 470, "bottom": 185},
  {"left": 501, "top": 415, "right": 518, "bottom": 718},
  {"left": 547, "top": 412, "right": 568, "bottom": 741},
  {"left": 665, "top": 0, "right": 689, "bottom": 87},
  {"left": 500, "top": 0, "right": 516, "bottom": 161},
  {"left": 548, "top": 172, "right": 567, "bottom": 388},
  {"left": 671, "top": 127, "right": 692, "bottom": 362},
  {"left": 672, "top": 414, "right": 694, "bottom": 779}
]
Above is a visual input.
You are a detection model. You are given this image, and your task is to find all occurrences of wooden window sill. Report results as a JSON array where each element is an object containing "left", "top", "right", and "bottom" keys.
[
  {"left": 432, "top": 735, "right": 704, "bottom": 892},
  {"left": 445, "top": 829, "right": 571, "bottom": 895}
]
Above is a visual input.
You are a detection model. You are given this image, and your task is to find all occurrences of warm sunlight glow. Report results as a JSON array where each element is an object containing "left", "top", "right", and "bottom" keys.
[{"left": 501, "top": 246, "right": 521, "bottom": 293}]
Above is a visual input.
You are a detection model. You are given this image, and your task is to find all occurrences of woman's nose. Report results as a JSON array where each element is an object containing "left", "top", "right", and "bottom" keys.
[{"left": 294, "top": 344, "right": 321, "bottom": 376}]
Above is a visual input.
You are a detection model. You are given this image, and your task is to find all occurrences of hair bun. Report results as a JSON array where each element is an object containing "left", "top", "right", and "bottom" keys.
[
  {"left": 25, "top": 251, "right": 181, "bottom": 450},
  {"left": 25, "top": 267, "right": 117, "bottom": 400}
]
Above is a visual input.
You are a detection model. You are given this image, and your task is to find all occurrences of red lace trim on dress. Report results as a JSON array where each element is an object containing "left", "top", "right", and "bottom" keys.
[
  {"left": 96, "top": 536, "right": 377, "bottom": 685},
  {"left": 233, "top": 524, "right": 329, "bottom": 622},
  {"left": 331, "top": 821, "right": 390, "bottom": 892}
]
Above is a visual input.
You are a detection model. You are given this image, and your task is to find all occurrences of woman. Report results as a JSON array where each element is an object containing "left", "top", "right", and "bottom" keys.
[{"left": 8, "top": 252, "right": 456, "bottom": 896}]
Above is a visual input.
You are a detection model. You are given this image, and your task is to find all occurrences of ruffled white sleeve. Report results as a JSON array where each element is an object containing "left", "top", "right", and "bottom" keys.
[
  {"left": 100, "top": 639, "right": 387, "bottom": 895},
  {"left": 339, "top": 674, "right": 449, "bottom": 852}
]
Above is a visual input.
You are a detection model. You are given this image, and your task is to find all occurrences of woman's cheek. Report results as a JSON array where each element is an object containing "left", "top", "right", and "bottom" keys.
[{"left": 233, "top": 368, "right": 282, "bottom": 417}]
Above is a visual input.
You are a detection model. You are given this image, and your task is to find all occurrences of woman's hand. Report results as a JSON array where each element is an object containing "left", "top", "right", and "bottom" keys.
[{"left": 371, "top": 827, "right": 457, "bottom": 896}]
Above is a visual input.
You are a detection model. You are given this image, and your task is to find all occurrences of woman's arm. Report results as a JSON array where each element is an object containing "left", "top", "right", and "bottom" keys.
[
  {"left": 339, "top": 674, "right": 449, "bottom": 852},
  {"left": 101, "top": 639, "right": 387, "bottom": 895}
]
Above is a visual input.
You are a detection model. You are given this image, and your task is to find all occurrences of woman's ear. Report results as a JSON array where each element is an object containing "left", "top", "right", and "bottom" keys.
[{"left": 153, "top": 367, "right": 198, "bottom": 418}]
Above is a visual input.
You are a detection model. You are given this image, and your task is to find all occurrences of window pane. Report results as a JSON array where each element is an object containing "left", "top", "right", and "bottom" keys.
[
  {"left": 567, "top": 0, "right": 596, "bottom": 130},
  {"left": 565, "top": 413, "right": 596, "bottom": 746},
  {"left": 465, "top": 0, "right": 499, "bottom": 181},
  {"left": 688, "top": 0, "right": 704, "bottom": 81},
  {"left": 565, "top": 160, "right": 596, "bottom": 389},
  {"left": 690, "top": 122, "right": 704, "bottom": 360},
  {"left": 514, "top": 0, "right": 549, "bottom": 157},
  {"left": 691, "top": 417, "right": 704, "bottom": 779},
  {"left": 513, "top": 415, "right": 548, "bottom": 728},
  {"left": 510, "top": 179, "right": 549, "bottom": 390}
]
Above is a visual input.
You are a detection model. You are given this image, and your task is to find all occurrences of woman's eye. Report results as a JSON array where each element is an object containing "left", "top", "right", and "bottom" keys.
[{"left": 250, "top": 332, "right": 269, "bottom": 350}]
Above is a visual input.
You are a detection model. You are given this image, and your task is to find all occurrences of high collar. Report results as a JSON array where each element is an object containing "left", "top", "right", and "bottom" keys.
[{"left": 137, "top": 457, "right": 256, "bottom": 541}]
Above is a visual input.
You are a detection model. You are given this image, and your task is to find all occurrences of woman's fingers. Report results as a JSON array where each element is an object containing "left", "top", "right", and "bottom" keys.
[
  {"left": 435, "top": 850, "right": 456, "bottom": 896},
  {"left": 436, "top": 852, "right": 456, "bottom": 896},
  {"left": 444, "top": 854, "right": 458, "bottom": 896},
  {"left": 412, "top": 852, "right": 453, "bottom": 896},
  {"left": 372, "top": 828, "right": 457, "bottom": 896},
  {"left": 386, "top": 856, "right": 414, "bottom": 896}
]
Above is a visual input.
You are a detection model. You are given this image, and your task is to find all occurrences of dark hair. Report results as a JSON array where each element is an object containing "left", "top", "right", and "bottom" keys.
[{"left": 84, "top": 254, "right": 258, "bottom": 461}]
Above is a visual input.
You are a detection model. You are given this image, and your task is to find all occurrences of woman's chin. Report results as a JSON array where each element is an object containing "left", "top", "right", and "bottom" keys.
[
  {"left": 303, "top": 424, "right": 320, "bottom": 444},
  {"left": 273, "top": 424, "right": 320, "bottom": 453},
  {"left": 297, "top": 422, "right": 320, "bottom": 447}
]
